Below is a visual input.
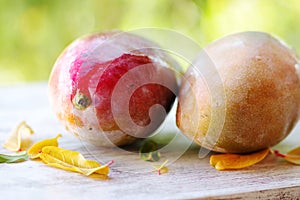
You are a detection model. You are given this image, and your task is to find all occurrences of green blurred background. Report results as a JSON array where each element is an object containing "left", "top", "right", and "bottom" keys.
[{"left": 1, "top": 0, "right": 300, "bottom": 85}]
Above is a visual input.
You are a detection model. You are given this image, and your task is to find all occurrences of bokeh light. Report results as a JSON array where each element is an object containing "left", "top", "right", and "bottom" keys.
[{"left": 0, "top": 0, "right": 299, "bottom": 85}]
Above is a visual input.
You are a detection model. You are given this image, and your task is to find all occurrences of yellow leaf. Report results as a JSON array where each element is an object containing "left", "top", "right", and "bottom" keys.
[
  {"left": 28, "top": 134, "right": 62, "bottom": 159},
  {"left": 210, "top": 149, "right": 270, "bottom": 170},
  {"left": 273, "top": 147, "right": 300, "bottom": 165},
  {"left": 3, "top": 121, "right": 34, "bottom": 152},
  {"left": 287, "top": 146, "right": 300, "bottom": 156},
  {"left": 152, "top": 159, "right": 169, "bottom": 175},
  {"left": 39, "top": 146, "right": 111, "bottom": 176},
  {"left": 285, "top": 147, "right": 300, "bottom": 165}
]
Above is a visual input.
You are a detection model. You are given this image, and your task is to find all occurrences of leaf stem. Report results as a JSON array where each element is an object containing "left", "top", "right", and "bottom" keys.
[
  {"left": 106, "top": 160, "right": 114, "bottom": 167},
  {"left": 273, "top": 150, "right": 286, "bottom": 158}
]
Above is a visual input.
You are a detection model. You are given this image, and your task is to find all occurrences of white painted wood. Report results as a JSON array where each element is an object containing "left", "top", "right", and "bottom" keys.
[{"left": 0, "top": 82, "right": 300, "bottom": 200}]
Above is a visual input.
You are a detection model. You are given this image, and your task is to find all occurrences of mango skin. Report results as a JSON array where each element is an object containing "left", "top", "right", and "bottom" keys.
[
  {"left": 176, "top": 32, "right": 300, "bottom": 153},
  {"left": 48, "top": 31, "right": 178, "bottom": 147}
]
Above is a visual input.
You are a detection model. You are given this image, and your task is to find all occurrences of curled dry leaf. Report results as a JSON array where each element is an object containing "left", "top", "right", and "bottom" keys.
[
  {"left": 0, "top": 151, "right": 28, "bottom": 163},
  {"left": 152, "top": 159, "right": 169, "bottom": 175},
  {"left": 286, "top": 147, "right": 300, "bottom": 165},
  {"left": 210, "top": 148, "right": 270, "bottom": 170},
  {"left": 39, "top": 146, "right": 112, "bottom": 176},
  {"left": 28, "top": 134, "right": 62, "bottom": 159},
  {"left": 3, "top": 121, "right": 34, "bottom": 152},
  {"left": 272, "top": 147, "right": 300, "bottom": 165}
]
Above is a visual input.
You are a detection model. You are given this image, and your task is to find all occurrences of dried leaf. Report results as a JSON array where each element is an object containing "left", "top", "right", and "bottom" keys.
[
  {"left": 152, "top": 159, "right": 169, "bottom": 175},
  {"left": 272, "top": 147, "right": 300, "bottom": 165},
  {"left": 0, "top": 151, "right": 28, "bottom": 163},
  {"left": 139, "top": 140, "right": 160, "bottom": 162},
  {"left": 287, "top": 146, "right": 300, "bottom": 156},
  {"left": 39, "top": 146, "right": 112, "bottom": 176},
  {"left": 3, "top": 121, "right": 34, "bottom": 152},
  {"left": 286, "top": 147, "right": 300, "bottom": 165},
  {"left": 28, "top": 134, "right": 62, "bottom": 159},
  {"left": 210, "top": 149, "right": 270, "bottom": 170}
]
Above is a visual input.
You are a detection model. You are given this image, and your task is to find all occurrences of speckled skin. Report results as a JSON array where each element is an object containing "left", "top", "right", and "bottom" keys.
[
  {"left": 177, "top": 32, "right": 300, "bottom": 153},
  {"left": 49, "top": 31, "right": 177, "bottom": 147}
]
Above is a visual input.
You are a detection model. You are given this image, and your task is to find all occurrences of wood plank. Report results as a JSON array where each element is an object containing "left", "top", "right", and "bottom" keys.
[{"left": 0, "top": 82, "right": 300, "bottom": 199}]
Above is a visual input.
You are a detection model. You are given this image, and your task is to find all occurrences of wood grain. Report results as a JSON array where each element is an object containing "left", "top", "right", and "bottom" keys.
[{"left": 0, "top": 82, "right": 300, "bottom": 200}]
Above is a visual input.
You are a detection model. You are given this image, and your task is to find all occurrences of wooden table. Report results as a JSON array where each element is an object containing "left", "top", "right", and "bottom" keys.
[{"left": 1, "top": 82, "right": 300, "bottom": 199}]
